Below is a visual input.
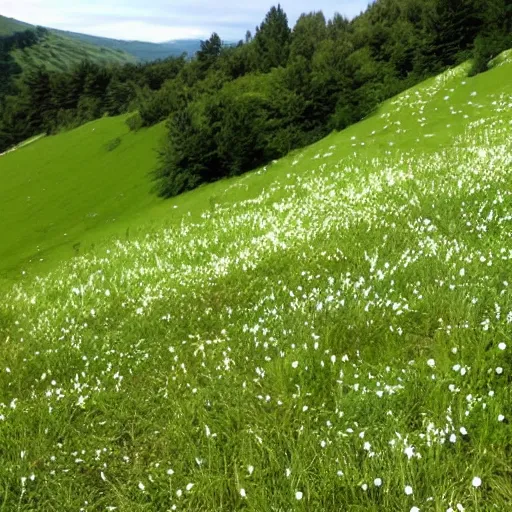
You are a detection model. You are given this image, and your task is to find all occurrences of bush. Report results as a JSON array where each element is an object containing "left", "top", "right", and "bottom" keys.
[
  {"left": 125, "top": 112, "right": 143, "bottom": 132},
  {"left": 105, "top": 137, "right": 121, "bottom": 152}
]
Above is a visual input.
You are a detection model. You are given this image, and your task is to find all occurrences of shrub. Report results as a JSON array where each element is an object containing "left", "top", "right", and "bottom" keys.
[{"left": 125, "top": 112, "right": 143, "bottom": 132}]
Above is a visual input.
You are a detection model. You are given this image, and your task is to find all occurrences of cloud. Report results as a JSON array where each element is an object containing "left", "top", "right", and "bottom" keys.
[{"left": 1, "top": 0, "right": 371, "bottom": 42}]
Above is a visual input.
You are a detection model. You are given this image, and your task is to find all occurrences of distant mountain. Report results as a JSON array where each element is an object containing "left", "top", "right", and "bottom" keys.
[
  {"left": 0, "top": 19, "right": 136, "bottom": 80},
  {"left": 0, "top": 15, "right": 137, "bottom": 75},
  {"left": 0, "top": 14, "right": 202, "bottom": 62},
  {"left": 50, "top": 30, "right": 202, "bottom": 61}
]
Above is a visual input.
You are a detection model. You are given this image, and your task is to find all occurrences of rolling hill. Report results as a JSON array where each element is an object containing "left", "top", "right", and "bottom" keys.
[
  {"left": 0, "top": 50, "right": 511, "bottom": 510},
  {"left": 9, "top": 31, "right": 137, "bottom": 73},
  {"left": 50, "top": 29, "right": 202, "bottom": 62},
  {"left": 0, "top": 14, "right": 31, "bottom": 35},
  {"left": 0, "top": 14, "right": 202, "bottom": 63},
  {"left": 0, "top": 15, "right": 136, "bottom": 74}
]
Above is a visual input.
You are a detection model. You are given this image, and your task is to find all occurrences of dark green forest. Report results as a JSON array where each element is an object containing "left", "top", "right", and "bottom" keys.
[{"left": 1, "top": 0, "right": 511, "bottom": 197}]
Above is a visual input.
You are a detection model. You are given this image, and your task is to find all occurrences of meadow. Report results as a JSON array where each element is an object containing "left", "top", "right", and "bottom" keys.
[{"left": 0, "top": 50, "right": 511, "bottom": 511}]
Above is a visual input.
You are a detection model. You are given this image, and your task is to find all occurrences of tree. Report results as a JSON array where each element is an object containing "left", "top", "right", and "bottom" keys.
[
  {"left": 197, "top": 33, "right": 223, "bottom": 73},
  {"left": 290, "top": 12, "right": 327, "bottom": 63},
  {"left": 254, "top": 4, "right": 291, "bottom": 71}
]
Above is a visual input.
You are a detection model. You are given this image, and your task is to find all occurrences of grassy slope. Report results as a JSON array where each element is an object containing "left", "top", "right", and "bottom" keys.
[
  {"left": 50, "top": 29, "right": 202, "bottom": 62},
  {"left": 0, "top": 14, "right": 198, "bottom": 63},
  {"left": 0, "top": 116, "right": 166, "bottom": 281},
  {"left": 0, "top": 15, "right": 31, "bottom": 36},
  {"left": 0, "top": 53, "right": 512, "bottom": 510},
  {"left": 10, "top": 32, "right": 136, "bottom": 73}
]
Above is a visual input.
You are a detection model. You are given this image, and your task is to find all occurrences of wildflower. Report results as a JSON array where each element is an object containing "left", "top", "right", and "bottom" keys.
[
  {"left": 404, "top": 446, "right": 415, "bottom": 459},
  {"left": 361, "top": 483, "right": 368, "bottom": 491},
  {"left": 138, "top": 482, "right": 145, "bottom": 491},
  {"left": 496, "top": 367, "right": 503, "bottom": 375},
  {"left": 292, "top": 361, "right": 299, "bottom": 369},
  {"left": 295, "top": 491, "right": 303, "bottom": 500},
  {"left": 498, "top": 342, "right": 506, "bottom": 350},
  {"left": 411, "top": 507, "right": 420, "bottom": 512},
  {"left": 498, "top": 415, "right": 505, "bottom": 422},
  {"left": 427, "top": 359, "right": 435, "bottom": 368},
  {"left": 405, "top": 485, "right": 413, "bottom": 495},
  {"left": 472, "top": 476, "right": 482, "bottom": 488},
  {"left": 186, "top": 483, "right": 194, "bottom": 491},
  {"left": 240, "top": 488, "right": 246, "bottom": 498},
  {"left": 374, "top": 478, "right": 382, "bottom": 487}
]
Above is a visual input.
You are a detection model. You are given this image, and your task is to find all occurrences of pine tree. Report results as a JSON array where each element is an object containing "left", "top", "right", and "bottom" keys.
[{"left": 254, "top": 4, "right": 291, "bottom": 72}]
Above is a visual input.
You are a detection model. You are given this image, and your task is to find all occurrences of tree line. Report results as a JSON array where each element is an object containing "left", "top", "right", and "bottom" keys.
[
  {"left": 0, "top": 57, "right": 186, "bottom": 151},
  {"left": 1, "top": 0, "right": 510, "bottom": 197}
]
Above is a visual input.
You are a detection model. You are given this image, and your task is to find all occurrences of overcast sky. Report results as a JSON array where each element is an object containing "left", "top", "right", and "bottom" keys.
[{"left": 2, "top": 1, "right": 371, "bottom": 42}]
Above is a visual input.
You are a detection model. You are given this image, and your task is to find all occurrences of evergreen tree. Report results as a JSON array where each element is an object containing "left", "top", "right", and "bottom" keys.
[{"left": 254, "top": 4, "right": 291, "bottom": 71}]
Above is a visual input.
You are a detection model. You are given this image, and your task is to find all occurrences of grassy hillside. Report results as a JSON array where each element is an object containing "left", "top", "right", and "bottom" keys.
[
  {"left": 0, "top": 15, "right": 136, "bottom": 72},
  {"left": 0, "top": 116, "right": 166, "bottom": 281},
  {"left": 51, "top": 29, "right": 202, "bottom": 62},
  {"left": 0, "top": 14, "right": 200, "bottom": 62},
  {"left": 0, "top": 15, "right": 31, "bottom": 36},
  {"left": 11, "top": 32, "right": 136, "bottom": 72},
  {"left": 0, "top": 51, "right": 511, "bottom": 510}
]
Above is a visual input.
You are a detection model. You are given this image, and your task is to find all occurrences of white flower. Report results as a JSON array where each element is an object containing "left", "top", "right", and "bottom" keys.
[
  {"left": 374, "top": 478, "right": 382, "bottom": 487},
  {"left": 496, "top": 367, "right": 503, "bottom": 375},
  {"left": 186, "top": 483, "right": 194, "bottom": 491},
  {"left": 167, "top": 468, "right": 174, "bottom": 475},
  {"left": 498, "top": 414, "right": 505, "bottom": 422},
  {"left": 456, "top": 504, "right": 465, "bottom": 511},
  {"left": 292, "top": 361, "right": 299, "bottom": 369},
  {"left": 411, "top": 507, "right": 420, "bottom": 512},
  {"left": 247, "top": 465, "right": 254, "bottom": 475},
  {"left": 138, "top": 482, "right": 145, "bottom": 491},
  {"left": 100, "top": 471, "right": 106, "bottom": 481},
  {"left": 498, "top": 342, "right": 507, "bottom": 350},
  {"left": 361, "top": 483, "right": 368, "bottom": 491},
  {"left": 240, "top": 488, "right": 246, "bottom": 498},
  {"left": 450, "top": 433, "right": 457, "bottom": 443},
  {"left": 295, "top": 491, "right": 303, "bottom": 500},
  {"left": 427, "top": 359, "right": 435, "bottom": 368},
  {"left": 404, "top": 446, "right": 415, "bottom": 459},
  {"left": 472, "top": 476, "right": 482, "bottom": 487},
  {"left": 405, "top": 485, "right": 413, "bottom": 495}
]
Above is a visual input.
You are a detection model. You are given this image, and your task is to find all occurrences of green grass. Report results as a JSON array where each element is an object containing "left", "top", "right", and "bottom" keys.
[
  {"left": 0, "top": 51, "right": 512, "bottom": 511},
  {"left": 0, "top": 116, "right": 166, "bottom": 282},
  {"left": 0, "top": 15, "right": 31, "bottom": 36}
]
